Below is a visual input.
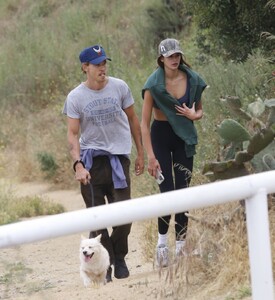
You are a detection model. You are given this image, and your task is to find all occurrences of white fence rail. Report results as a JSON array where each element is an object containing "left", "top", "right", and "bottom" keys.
[{"left": 0, "top": 171, "right": 275, "bottom": 299}]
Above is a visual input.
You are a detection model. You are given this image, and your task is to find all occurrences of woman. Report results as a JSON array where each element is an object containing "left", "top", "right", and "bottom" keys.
[{"left": 141, "top": 38, "right": 207, "bottom": 267}]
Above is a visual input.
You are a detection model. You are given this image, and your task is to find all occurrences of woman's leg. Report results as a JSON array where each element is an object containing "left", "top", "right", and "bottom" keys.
[
  {"left": 151, "top": 121, "right": 175, "bottom": 236},
  {"left": 173, "top": 138, "right": 193, "bottom": 241}
]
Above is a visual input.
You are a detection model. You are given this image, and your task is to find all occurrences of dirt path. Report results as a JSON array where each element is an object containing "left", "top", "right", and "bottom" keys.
[
  {"left": 0, "top": 182, "right": 164, "bottom": 300},
  {"left": 0, "top": 182, "right": 259, "bottom": 300}
]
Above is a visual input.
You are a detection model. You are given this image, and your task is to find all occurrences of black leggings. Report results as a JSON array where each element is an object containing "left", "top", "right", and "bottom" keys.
[{"left": 151, "top": 120, "right": 193, "bottom": 240}]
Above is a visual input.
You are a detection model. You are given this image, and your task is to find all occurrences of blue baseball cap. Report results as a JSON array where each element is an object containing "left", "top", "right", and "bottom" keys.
[{"left": 79, "top": 45, "right": 111, "bottom": 65}]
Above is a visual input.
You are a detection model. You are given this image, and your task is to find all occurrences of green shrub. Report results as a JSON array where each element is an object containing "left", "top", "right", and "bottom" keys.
[
  {"left": 37, "top": 152, "right": 58, "bottom": 179},
  {"left": 0, "top": 184, "right": 65, "bottom": 225},
  {"left": 14, "top": 196, "right": 65, "bottom": 218},
  {"left": 146, "top": 0, "right": 191, "bottom": 43},
  {"left": 184, "top": 0, "right": 275, "bottom": 61}
]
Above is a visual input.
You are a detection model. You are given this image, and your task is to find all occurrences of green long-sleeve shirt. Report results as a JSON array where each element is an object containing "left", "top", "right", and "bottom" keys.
[{"left": 142, "top": 64, "right": 207, "bottom": 157}]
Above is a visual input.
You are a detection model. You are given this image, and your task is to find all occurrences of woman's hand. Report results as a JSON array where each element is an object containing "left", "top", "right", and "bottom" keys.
[
  {"left": 147, "top": 157, "right": 161, "bottom": 178},
  {"left": 175, "top": 103, "right": 196, "bottom": 120},
  {"left": 175, "top": 102, "right": 203, "bottom": 120}
]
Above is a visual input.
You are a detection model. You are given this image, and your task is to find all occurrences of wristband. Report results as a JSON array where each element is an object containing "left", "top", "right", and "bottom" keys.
[{"left": 73, "top": 159, "right": 85, "bottom": 172}]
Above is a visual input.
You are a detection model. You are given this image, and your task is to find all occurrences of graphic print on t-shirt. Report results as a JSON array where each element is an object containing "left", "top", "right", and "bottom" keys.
[{"left": 83, "top": 97, "right": 123, "bottom": 127}]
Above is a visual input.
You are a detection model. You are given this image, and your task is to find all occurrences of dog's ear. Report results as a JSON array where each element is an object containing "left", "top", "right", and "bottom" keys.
[{"left": 95, "top": 234, "right": 102, "bottom": 242}]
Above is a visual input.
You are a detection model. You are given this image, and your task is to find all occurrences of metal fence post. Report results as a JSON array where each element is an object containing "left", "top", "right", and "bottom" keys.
[{"left": 245, "top": 188, "right": 274, "bottom": 300}]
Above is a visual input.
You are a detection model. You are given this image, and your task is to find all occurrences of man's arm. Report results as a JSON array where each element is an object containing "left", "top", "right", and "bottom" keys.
[
  {"left": 67, "top": 117, "right": 90, "bottom": 184},
  {"left": 124, "top": 105, "right": 144, "bottom": 176},
  {"left": 67, "top": 117, "right": 81, "bottom": 162}
]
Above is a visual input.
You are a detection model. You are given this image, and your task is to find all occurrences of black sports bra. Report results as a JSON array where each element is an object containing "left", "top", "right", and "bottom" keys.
[{"left": 153, "top": 75, "right": 190, "bottom": 109}]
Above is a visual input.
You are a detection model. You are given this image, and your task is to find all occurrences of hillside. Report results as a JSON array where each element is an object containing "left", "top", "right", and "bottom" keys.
[{"left": 0, "top": 1, "right": 274, "bottom": 299}]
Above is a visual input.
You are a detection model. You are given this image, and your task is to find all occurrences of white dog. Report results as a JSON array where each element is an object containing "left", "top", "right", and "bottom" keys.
[{"left": 79, "top": 234, "right": 110, "bottom": 287}]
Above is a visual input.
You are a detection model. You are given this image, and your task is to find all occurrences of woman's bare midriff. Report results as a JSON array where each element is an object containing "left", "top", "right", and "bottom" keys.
[{"left": 153, "top": 108, "right": 168, "bottom": 121}]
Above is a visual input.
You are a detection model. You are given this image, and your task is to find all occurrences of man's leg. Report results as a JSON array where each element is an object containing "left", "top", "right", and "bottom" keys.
[
  {"left": 80, "top": 156, "right": 115, "bottom": 282},
  {"left": 111, "top": 156, "right": 132, "bottom": 279}
]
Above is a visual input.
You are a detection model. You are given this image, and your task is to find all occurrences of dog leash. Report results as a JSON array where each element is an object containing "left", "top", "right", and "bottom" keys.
[{"left": 88, "top": 180, "right": 95, "bottom": 208}]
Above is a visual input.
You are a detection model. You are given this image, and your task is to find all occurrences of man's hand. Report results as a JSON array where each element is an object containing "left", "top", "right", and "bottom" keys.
[
  {"left": 135, "top": 154, "right": 145, "bottom": 176},
  {"left": 75, "top": 164, "right": 91, "bottom": 185}
]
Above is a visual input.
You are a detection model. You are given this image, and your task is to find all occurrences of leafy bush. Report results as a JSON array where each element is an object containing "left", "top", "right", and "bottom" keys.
[
  {"left": 14, "top": 195, "right": 65, "bottom": 218},
  {"left": 146, "top": 0, "right": 192, "bottom": 43},
  {"left": 37, "top": 152, "right": 58, "bottom": 179},
  {"left": 0, "top": 184, "right": 65, "bottom": 225},
  {"left": 184, "top": 0, "right": 275, "bottom": 61}
]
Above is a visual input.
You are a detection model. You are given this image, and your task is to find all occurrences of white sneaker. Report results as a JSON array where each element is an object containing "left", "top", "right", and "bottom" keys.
[
  {"left": 156, "top": 244, "right": 169, "bottom": 267},
  {"left": 176, "top": 242, "right": 200, "bottom": 258},
  {"left": 191, "top": 248, "right": 200, "bottom": 256},
  {"left": 175, "top": 240, "right": 187, "bottom": 258}
]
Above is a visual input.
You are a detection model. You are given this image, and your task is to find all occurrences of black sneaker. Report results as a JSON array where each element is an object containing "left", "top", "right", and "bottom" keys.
[
  {"left": 106, "top": 266, "right": 112, "bottom": 283},
  {"left": 114, "top": 259, "right": 129, "bottom": 279}
]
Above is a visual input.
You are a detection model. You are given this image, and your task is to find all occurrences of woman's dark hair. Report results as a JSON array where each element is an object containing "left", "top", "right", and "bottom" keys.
[{"left": 157, "top": 54, "right": 191, "bottom": 69}]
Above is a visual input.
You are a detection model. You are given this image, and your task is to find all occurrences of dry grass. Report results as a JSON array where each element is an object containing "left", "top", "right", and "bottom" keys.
[
  {"left": 138, "top": 168, "right": 275, "bottom": 298},
  {"left": 142, "top": 198, "right": 275, "bottom": 299}
]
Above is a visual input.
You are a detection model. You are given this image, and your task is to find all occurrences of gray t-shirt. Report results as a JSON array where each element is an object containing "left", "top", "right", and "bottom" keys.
[{"left": 63, "top": 77, "right": 134, "bottom": 155}]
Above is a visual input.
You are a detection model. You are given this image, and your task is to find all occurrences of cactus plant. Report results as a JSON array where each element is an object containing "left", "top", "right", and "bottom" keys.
[
  {"left": 217, "top": 119, "right": 251, "bottom": 143},
  {"left": 202, "top": 96, "right": 275, "bottom": 181}
]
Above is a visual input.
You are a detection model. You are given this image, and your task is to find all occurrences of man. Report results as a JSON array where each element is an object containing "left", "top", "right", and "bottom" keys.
[{"left": 63, "top": 44, "right": 144, "bottom": 282}]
